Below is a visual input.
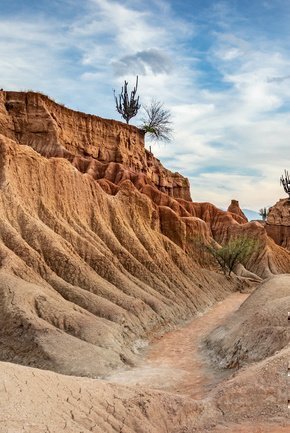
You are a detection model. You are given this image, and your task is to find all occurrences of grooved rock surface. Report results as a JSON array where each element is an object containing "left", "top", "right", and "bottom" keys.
[
  {"left": 205, "top": 274, "right": 290, "bottom": 367},
  {"left": 0, "top": 134, "right": 237, "bottom": 377},
  {"left": 0, "top": 91, "right": 290, "bottom": 432},
  {"left": 0, "top": 91, "right": 289, "bottom": 377},
  {"left": 0, "top": 91, "right": 191, "bottom": 200},
  {"left": 204, "top": 275, "right": 290, "bottom": 429},
  {"left": 1, "top": 277, "right": 289, "bottom": 432},
  {"left": 1, "top": 91, "right": 289, "bottom": 280},
  {"left": 266, "top": 198, "right": 290, "bottom": 249}
]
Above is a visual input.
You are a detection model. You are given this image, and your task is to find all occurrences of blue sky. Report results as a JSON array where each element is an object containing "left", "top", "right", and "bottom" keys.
[{"left": 1, "top": 0, "right": 290, "bottom": 210}]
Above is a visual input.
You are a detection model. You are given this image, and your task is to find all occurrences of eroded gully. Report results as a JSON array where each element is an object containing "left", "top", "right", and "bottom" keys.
[{"left": 107, "top": 292, "right": 248, "bottom": 399}]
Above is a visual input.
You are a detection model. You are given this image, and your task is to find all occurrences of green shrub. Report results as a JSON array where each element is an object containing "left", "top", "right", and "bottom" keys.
[{"left": 197, "top": 236, "right": 259, "bottom": 277}]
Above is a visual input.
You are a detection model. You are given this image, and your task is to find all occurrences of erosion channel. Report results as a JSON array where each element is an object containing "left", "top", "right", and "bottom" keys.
[{"left": 107, "top": 292, "right": 248, "bottom": 399}]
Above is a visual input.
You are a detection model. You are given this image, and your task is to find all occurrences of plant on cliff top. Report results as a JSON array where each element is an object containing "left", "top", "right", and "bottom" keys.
[
  {"left": 259, "top": 207, "right": 268, "bottom": 221},
  {"left": 280, "top": 169, "right": 290, "bottom": 199},
  {"left": 140, "top": 99, "right": 173, "bottom": 142},
  {"left": 113, "top": 76, "right": 141, "bottom": 124}
]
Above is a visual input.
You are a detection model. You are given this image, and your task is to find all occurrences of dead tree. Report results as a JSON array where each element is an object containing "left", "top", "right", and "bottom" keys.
[
  {"left": 114, "top": 76, "right": 140, "bottom": 124},
  {"left": 280, "top": 170, "right": 290, "bottom": 199},
  {"left": 140, "top": 100, "right": 173, "bottom": 142}
]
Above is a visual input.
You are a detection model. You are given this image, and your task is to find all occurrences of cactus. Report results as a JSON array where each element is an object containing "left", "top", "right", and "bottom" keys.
[
  {"left": 280, "top": 170, "right": 290, "bottom": 199},
  {"left": 114, "top": 76, "right": 141, "bottom": 124},
  {"left": 259, "top": 207, "right": 268, "bottom": 221}
]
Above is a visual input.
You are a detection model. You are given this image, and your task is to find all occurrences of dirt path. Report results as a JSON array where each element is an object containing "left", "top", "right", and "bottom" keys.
[{"left": 107, "top": 292, "right": 248, "bottom": 399}]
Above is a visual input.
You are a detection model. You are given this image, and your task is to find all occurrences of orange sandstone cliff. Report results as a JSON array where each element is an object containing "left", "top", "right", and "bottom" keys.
[
  {"left": 0, "top": 91, "right": 290, "bottom": 433},
  {"left": 0, "top": 91, "right": 289, "bottom": 379},
  {"left": 0, "top": 91, "right": 191, "bottom": 200},
  {"left": 227, "top": 199, "right": 248, "bottom": 222},
  {"left": 266, "top": 198, "right": 290, "bottom": 250}
]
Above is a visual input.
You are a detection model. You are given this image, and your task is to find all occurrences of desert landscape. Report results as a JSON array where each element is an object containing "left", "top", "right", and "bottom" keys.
[{"left": 0, "top": 90, "right": 289, "bottom": 432}]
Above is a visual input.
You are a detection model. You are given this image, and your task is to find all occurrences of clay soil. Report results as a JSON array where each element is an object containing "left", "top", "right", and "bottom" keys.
[
  {"left": 107, "top": 291, "right": 289, "bottom": 432},
  {"left": 1, "top": 288, "right": 289, "bottom": 432},
  {"left": 107, "top": 293, "right": 248, "bottom": 398}
]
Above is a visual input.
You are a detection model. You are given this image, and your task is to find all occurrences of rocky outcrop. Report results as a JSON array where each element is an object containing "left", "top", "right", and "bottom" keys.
[
  {"left": 2, "top": 91, "right": 288, "bottom": 278},
  {"left": 227, "top": 199, "right": 248, "bottom": 223},
  {"left": 205, "top": 275, "right": 290, "bottom": 368},
  {"left": 0, "top": 91, "right": 191, "bottom": 200},
  {"left": 0, "top": 91, "right": 290, "bottom": 433},
  {"left": 0, "top": 90, "right": 290, "bottom": 379},
  {"left": 265, "top": 198, "right": 290, "bottom": 250},
  {"left": 0, "top": 133, "right": 236, "bottom": 377}
]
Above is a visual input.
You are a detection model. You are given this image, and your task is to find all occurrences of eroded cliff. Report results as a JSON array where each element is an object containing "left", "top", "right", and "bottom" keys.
[
  {"left": 0, "top": 91, "right": 191, "bottom": 200},
  {"left": 0, "top": 91, "right": 289, "bottom": 432},
  {"left": 266, "top": 198, "right": 290, "bottom": 250},
  {"left": 0, "top": 91, "right": 289, "bottom": 374}
]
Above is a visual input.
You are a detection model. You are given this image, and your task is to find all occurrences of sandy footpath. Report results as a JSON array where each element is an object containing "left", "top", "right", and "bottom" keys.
[{"left": 107, "top": 293, "right": 248, "bottom": 398}]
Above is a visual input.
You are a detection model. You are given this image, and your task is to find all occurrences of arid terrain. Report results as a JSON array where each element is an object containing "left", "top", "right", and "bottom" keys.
[{"left": 0, "top": 91, "right": 290, "bottom": 432}]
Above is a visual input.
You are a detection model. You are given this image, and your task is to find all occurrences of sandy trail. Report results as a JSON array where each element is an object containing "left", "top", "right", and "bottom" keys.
[{"left": 107, "top": 292, "right": 248, "bottom": 399}]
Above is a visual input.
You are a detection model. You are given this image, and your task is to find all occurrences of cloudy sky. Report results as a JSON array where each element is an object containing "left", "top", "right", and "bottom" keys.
[{"left": 1, "top": 0, "right": 290, "bottom": 211}]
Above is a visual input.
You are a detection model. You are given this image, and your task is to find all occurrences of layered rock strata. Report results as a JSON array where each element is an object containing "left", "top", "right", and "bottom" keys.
[
  {"left": 266, "top": 198, "right": 290, "bottom": 250},
  {"left": 0, "top": 91, "right": 191, "bottom": 200},
  {"left": 0, "top": 91, "right": 289, "bottom": 379},
  {"left": 227, "top": 199, "right": 248, "bottom": 223}
]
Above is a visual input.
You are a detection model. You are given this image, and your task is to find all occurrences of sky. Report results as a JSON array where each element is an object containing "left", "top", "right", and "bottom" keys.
[{"left": 1, "top": 0, "right": 290, "bottom": 211}]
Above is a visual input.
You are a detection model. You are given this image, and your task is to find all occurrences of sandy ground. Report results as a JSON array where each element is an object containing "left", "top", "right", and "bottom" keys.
[
  {"left": 1, "top": 288, "right": 289, "bottom": 432},
  {"left": 107, "top": 293, "right": 248, "bottom": 398},
  {"left": 106, "top": 291, "right": 290, "bottom": 432}
]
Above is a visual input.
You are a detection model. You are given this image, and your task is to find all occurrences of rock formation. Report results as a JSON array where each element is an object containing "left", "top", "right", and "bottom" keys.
[
  {"left": 0, "top": 91, "right": 290, "bottom": 376},
  {"left": 227, "top": 199, "right": 248, "bottom": 223},
  {"left": 0, "top": 91, "right": 290, "bottom": 432},
  {"left": 1, "top": 91, "right": 289, "bottom": 274},
  {"left": 0, "top": 91, "right": 191, "bottom": 200},
  {"left": 0, "top": 91, "right": 237, "bottom": 377},
  {"left": 205, "top": 275, "right": 289, "bottom": 429},
  {"left": 1, "top": 277, "right": 289, "bottom": 432},
  {"left": 205, "top": 274, "right": 290, "bottom": 367},
  {"left": 266, "top": 198, "right": 290, "bottom": 250}
]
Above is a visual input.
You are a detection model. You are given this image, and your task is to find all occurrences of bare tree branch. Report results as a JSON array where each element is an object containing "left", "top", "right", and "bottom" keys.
[{"left": 140, "top": 100, "right": 173, "bottom": 142}]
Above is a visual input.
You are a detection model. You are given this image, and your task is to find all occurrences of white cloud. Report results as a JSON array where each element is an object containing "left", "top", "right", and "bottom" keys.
[
  {"left": 0, "top": 0, "right": 290, "bottom": 210},
  {"left": 112, "top": 49, "right": 172, "bottom": 76}
]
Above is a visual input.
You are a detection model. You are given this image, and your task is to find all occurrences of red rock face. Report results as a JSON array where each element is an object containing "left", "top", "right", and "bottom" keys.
[
  {"left": 0, "top": 91, "right": 191, "bottom": 201},
  {"left": 266, "top": 198, "right": 290, "bottom": 250},
  {"left": 0, "top": 90, "right": 290, "bottom": 282},
  {"left": 1, "top": 91, "right": 290, "bottom": 433},
  {"left": 227, "top": 199, "right": 248, "bottom": 223}
]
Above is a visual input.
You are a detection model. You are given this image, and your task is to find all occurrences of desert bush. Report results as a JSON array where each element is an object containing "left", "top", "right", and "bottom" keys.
[
  {"left": 196, "top": 236, "right": 259, "bottom": 277},
  {"left": 140, "top": 99, "right": 173, "bottom": 142}
]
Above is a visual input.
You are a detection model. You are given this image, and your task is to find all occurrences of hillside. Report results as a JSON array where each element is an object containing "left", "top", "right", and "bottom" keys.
[
  {"left": 266, "top": 198, "right": 290, "bottom": 250},
  {"left": 0, "top": 91, "right": 289, "bottom": 432}
]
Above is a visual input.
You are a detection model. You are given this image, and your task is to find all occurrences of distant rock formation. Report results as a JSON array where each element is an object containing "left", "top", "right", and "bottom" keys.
[
  {"left": 266, "top": 198, "right": 290, "bottom": 250},
  {"left": 227, "top": 199, "right": 248, "bottom": 223}
]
